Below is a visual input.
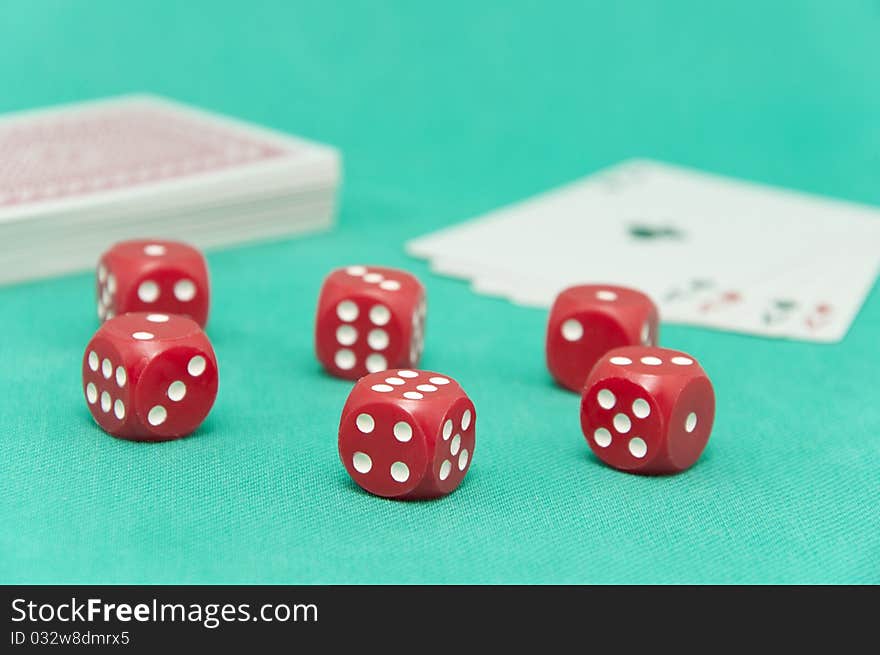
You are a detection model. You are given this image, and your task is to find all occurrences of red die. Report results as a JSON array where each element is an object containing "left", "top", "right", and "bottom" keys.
[
  {"left": 315, "top": 266, "right": 426, "bottom": 379},
  {"left": 82, "top": 312, "right": 219, "bottom": 441},
  {"left": 546, "top": 284, "right": 658, "bottom": 392},
  {"left": 338, "top": 369, "right": 475, "bottom": 499},
  {"left": 580, "top": 346, "right": 715, "bottom": 475},
  {"left": 96, "top": 239, "right": 210, "bottom": 327}
]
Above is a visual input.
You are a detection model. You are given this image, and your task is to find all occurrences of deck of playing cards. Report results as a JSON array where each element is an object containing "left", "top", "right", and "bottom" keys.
[
  {"left": 408, "top": 160, "right": 880, "bottom": 342},
  {"left": 0, "top": 95, "right": 340, "bottom": 285}
]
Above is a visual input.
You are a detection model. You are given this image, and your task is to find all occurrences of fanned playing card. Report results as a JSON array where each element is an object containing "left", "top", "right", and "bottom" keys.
[{"left": 407, "top": 160, "right": 880, "bottom": 342}]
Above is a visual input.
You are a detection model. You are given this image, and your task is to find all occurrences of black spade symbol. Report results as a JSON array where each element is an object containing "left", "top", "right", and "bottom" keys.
[{"left": 628, "top": 224, "right": 684, "bottom": 240}]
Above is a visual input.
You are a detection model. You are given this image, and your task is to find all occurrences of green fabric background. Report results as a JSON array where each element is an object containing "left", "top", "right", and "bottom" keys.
[{"left": 0, "top": 1, "right": 878, "bottom": 584}]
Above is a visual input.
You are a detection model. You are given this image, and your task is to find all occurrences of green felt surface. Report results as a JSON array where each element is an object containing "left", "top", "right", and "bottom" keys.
[{"left": 1, "top": 1, "right": 879, "bottom": 584}]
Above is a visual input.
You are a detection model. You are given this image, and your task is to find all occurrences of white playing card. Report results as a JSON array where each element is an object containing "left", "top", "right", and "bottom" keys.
[
  {"left": 667, "top": 249, "right": 879, "bottom": 341},
  {"left": 407, "top": 159, "right": 880, "bottom": 342}
]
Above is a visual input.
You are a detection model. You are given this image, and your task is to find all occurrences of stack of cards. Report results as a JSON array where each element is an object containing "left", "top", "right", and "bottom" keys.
[
  {"left": 0, "top": 95, "right": 340, "bottom": 285},
  {"left": 408, "top": 160, "right": 880, "bottom": 342}
]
